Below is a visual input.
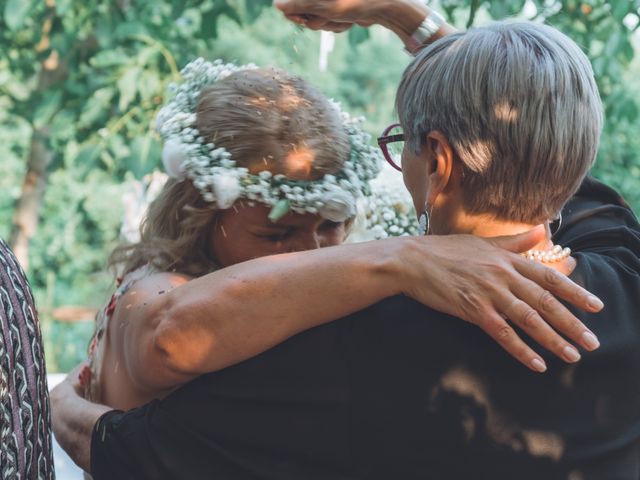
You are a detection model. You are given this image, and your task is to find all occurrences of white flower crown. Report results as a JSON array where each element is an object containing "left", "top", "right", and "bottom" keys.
[{"left": 155, "top": 58, "right": 383, "bottom": 223}]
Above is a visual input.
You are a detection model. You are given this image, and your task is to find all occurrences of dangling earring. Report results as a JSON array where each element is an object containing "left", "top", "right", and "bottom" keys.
[
  {"left": 550, "top": 212, "right": 563, "bottom": 238},
  {"left": 418, "top": 206, "right": 432, "bottom": 236}
]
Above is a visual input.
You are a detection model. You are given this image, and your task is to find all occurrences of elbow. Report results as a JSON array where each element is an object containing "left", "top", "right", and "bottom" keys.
[
  {"left": 151, "top": 304, "right": 193, "bottom": 376},
  {"left": 151, "top": 321, "right": 184, "bottom": 375},
  {"left": 151, "top": 296, "right": 219, "bottom": 377}
]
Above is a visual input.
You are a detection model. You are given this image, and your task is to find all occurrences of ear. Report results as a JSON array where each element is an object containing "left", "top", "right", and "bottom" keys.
[{"left": 424, "top": 131, "right": 456, "bottom": 207}]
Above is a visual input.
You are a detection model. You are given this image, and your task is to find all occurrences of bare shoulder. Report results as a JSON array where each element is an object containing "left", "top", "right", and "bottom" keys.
[
  {"left": 115, "top": 271, "right": 193, "bottom": 316},
  {"left": 106, "top": 271, "right": 197, "bottom": 398},
  {"left": 126, "top": 271, "right": 192, "bottom": 295}
]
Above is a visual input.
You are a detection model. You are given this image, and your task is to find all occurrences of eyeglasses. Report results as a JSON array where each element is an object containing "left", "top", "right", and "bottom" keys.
[{"left": 377, "top": 123, "right": 404, "bottom": 172}]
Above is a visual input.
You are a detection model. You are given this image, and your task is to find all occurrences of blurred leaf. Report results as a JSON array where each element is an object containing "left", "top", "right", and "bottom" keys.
[
  {"left": 117, "top": 66, "right": 141, "bottom": 112},
  {"left": 54, "top": 0, "right": 73, "bottom": 16},
  {"left": 90, "top": 50, "right": 130, "bottom": 69},
  {"left": 621, "top": 38, "right": 635, "bottom": 63},
  {"left": 244, "top": 0, "right": 271, "bottom": 23},
  {"left": 126, "top": 135, "right": 161, "bottom": 177},
  {"left": 605, "top": 30, "right": 623, "bottom": 57},
  {"left": 107, "top": 133, "right": 131, "bottom": 161},
  {"left": 75, "top": 144, "right": 102, "bottom": 170},
  {"left": 114, "top": 21, "right": 149, "bottom": 40},
  {"left": 348, "top": 26, "right": 370, "bottom": 46},
  {"left": 201, "top": 7, "right": 219, "bottom": 37},
  {"left": 49, "top": 109, "right": 76, "bottom": 144},
  {"left": 611, "top": 1, "right": 631, "bottom": 22},
  {"left": 33, "top": 90, "right": 63, "bottom": 128},
  {"left": 138, "top": 70, "right": 162, "bottom": 102},
  {"left": 467, "top": 0, "right": 480, "bottom": 27},
  {"left": 4, "top": 0, "right": 33, "bottom": 30},
  {"left": 488, "top": 0, "right": 527, "bottom": 19},
  {"left": 79, "top": 87, "right": 114, "bottom": 129},
  {"left": 624, "top": 103, "right": 639, "bottom": 121},
  {"left": 222, "top": 4, "right": 243, "bottom": 25}
]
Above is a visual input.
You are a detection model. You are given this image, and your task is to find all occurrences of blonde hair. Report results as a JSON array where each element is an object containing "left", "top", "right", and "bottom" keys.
[{"left": 110, "top": 68, "right": 350, "bottom": 277}]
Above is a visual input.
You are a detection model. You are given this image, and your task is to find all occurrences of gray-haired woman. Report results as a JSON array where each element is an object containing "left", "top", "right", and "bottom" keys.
[{"left": 273, "top": 1, "right": 640, "bottom": 476}]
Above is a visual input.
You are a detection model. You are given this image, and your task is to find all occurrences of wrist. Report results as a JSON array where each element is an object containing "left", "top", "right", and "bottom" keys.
[
  {"left": 50, "top": 379, "right": 76, "bottom": 406},
  {"left": 372, "top": 0, "right": 455, "bottom": 53},
  {"left": 368, "top": 236, "right": 422, "bottom": 297},
  {"left": 397, "top": 235, "right": 440, "bottom": 296},
  {"left": 371, "top": 0, "right": 428, "bottom": 38}
]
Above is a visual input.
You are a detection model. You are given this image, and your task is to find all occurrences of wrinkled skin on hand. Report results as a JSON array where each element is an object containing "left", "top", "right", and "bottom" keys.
[{"left": 399, "top": 227, "right": 602, "bottom": 373}]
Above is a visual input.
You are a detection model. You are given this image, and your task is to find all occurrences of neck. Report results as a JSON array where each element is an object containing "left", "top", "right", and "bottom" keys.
[
  {"left": 445, "top": 214, "right": 575, "bottom": 274},
  {"left": 444, "top": 215, "right": 575, "bottom": 275},
  {"left": 450, "top": 214, "right": 552, "bottom": 250}
]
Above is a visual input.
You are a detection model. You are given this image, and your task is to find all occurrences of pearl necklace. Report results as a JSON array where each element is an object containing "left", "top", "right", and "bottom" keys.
[{"left": 522, "top": 244, "right": 571, "bottom": 263}]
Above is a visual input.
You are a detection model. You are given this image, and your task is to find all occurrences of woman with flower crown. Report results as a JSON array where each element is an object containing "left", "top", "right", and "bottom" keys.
[{"left": 73, "top": 58, "right": 605, "bottom": 416}]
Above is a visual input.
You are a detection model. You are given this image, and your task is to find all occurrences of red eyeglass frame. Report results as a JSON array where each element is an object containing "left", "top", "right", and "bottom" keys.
[{"left": 377, "top": 123, "right": 405, "bottom": 171}]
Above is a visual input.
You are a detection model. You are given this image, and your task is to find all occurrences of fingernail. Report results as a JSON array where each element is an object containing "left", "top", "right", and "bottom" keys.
[
  {"left": 531, "top": 358, "right": 547, "bottom": 373},
  {"left": 582, "top": 331, "right": 600, "bottom": 350},
  {"left": 563, "top": 346, "right": 581, "bottom": 363},
  {"left": 587, "top": 295, "right": 604, "bottom": 310}
]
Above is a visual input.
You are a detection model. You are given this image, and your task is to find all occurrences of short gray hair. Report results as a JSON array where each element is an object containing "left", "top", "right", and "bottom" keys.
[{"left": 396, "top": 21, "right": 603, "bottom": 223}]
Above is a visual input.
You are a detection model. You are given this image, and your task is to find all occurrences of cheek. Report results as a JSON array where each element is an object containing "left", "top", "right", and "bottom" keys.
[
  {"left": 210, "top": 224, "right": 240, "bottom": 267},
  {"left": 209, "top": 214, "right": 259, "bottom": 266},
  {"left": 320, "top": 226, "right": 347, "bottom": 247},
  {"left": 210, "top": 205, "right": 289, "bottom": 266},
  {"left": 251, "top": 240, "right": 292, "bottom": 257}
]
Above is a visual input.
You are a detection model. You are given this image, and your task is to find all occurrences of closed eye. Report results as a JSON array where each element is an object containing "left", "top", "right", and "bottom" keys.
[
  {"left": 255, "top": 229, "right": 293, "bottom": 242},
  {"left": 320, "top": 221, "right": 343, "bottom": 230}
]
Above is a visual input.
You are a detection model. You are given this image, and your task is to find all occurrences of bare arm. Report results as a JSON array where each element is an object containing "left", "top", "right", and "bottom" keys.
[
  {"left": 120, "top": 228, "right": 601, "bottom": 393},
  {"left": 275, "top": 0, "right": 456, "bottom": 51},
  {"left": 51, "top": 364, "right": 111, "bottom": 473}
]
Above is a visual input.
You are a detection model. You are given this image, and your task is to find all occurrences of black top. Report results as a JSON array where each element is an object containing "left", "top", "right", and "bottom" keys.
[{"left": 91, "top": 177, "right": 640, "bottom": 480}]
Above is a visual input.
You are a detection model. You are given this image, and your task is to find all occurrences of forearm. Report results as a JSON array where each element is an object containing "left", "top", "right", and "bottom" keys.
[
  {"left": 156, "top": 238, "right": 409, "bottom": 375},
  {"left": 276, "top": 0, "right": 456, "bottom": 50},
  {"left": 51, "top": 383, "right": 112, "bottom": 472}
]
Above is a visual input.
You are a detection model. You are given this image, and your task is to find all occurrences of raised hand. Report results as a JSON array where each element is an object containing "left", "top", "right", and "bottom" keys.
[
  {"left": 274, "top": 0, "right": 452, "bottom": 47},
  {"left": 274, "top": 0, "right": 374, "bottom": 26}
]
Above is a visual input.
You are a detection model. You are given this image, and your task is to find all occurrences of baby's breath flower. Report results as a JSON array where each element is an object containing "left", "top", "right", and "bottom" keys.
[{"left": 156, "top": 58, "right": 411, "bottom": 235}]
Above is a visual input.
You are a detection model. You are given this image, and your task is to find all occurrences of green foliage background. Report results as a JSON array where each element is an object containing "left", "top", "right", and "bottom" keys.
[{"left": 1, "top": 0, "right": 639, "bottom": 372}]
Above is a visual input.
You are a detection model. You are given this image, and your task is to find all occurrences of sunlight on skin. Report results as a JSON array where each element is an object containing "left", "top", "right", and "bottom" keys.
[{"left": 159, "top": 323, "right": 221, "bottom": 375}]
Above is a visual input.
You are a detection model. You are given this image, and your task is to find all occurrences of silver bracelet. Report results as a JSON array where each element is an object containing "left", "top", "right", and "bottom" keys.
[{"left": 406, "top": 8, "right": 445, "bottom": 53}]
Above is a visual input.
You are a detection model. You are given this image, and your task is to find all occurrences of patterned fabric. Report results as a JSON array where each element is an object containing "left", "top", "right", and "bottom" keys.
[{"left": 0, "top": 237, "right": 54, "bottom": 479}]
